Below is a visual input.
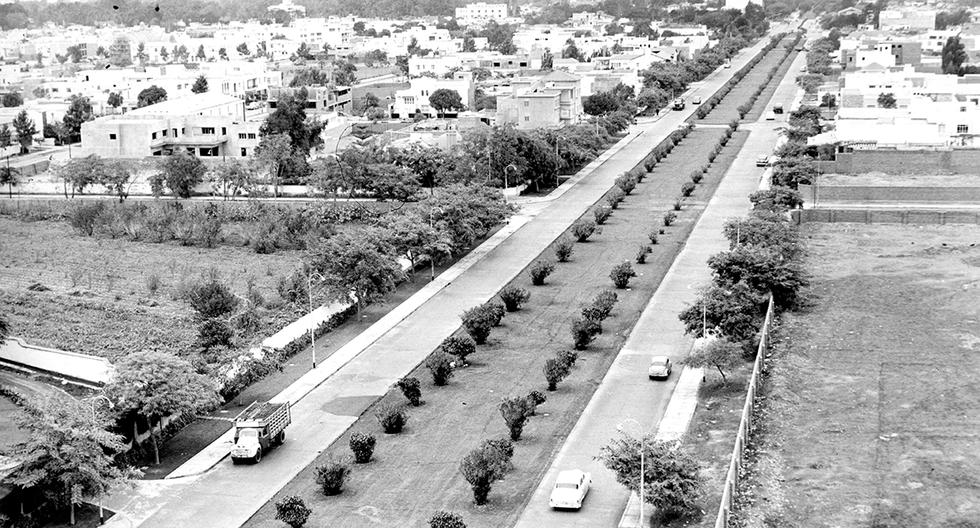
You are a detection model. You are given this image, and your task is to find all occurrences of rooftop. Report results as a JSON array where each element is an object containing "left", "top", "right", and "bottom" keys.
[{"left": 129, "top": 92, "right": 242, "bottom": 116}]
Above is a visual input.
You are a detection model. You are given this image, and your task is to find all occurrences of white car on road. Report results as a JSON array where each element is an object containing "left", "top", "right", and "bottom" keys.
[
  {"left": 648, "top": 355, "right": 673, "bottom": 380},
  {"left": 548, "top": 470, "right": 592, "bottom": 509}
]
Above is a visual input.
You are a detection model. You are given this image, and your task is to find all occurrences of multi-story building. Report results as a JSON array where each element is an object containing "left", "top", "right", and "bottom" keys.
[
  {"left": 79, "top": 92, "right": 262, "bottom": 158},
  {"left": 268, "top": 85, "right": 352, "bottom": 114},
  {"left": 878, "top": 8, "right": 937, "bottom": 32},
  {"left": 454, "top": 3, "right": 508, "bottom": 27},
  {"left": 408, "top": 51, "right": 542, "bottom": 77},
  {"left": 390, "top": 71, "right": 475, "bottom": 118},
  {"left": 496, "top": 70, "right": 582, "bottom": 129}
]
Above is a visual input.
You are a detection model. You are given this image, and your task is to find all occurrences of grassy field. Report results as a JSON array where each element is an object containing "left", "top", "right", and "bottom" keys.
[
  {"left": 0, "top": 216, "right": 303, "bottom": 360},
  {"left": 731, "top": 223, "right": 980, "bottom": 528}
]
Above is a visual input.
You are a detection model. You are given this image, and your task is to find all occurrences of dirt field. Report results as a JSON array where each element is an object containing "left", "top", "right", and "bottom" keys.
[
  {"left": 0, "top": 217, "right": 303, "bottom": 360},
  {"left": 732, "top": 223, "right": 980, "bottom": 528}
]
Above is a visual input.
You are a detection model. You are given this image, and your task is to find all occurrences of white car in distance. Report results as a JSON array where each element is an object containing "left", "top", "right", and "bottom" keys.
[{"left": 549, "top": 469, "right": 592, "bottom": 510}]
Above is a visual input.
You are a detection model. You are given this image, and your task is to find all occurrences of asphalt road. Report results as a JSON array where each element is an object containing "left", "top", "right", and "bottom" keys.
[
  {"left": 510, "top": 32, "right": 809, "bottom": 528},
  {"left": 102, "top": 28, "right": 787, "bottom": 528}
]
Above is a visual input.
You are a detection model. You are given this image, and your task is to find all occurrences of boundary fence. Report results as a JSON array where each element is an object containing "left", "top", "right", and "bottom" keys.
[{"left": 714, "top": 294, "right": 774, "bottom": 528}]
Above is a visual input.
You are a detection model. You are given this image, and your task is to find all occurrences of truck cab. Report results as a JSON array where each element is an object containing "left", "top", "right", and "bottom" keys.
[{"left": 672, "top": 98, "right": 685, "bottom": 110}]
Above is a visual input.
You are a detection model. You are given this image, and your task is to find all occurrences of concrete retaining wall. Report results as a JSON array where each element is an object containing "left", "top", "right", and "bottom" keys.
[
  {"left": 0, "top": 337, "right": 114, "bottom": 385},
  {"left": 794, "top": 208, "right": 980, "bottom": 225},
  {"left": 799, "top": 184, "right": 980, "bottom": 203}
]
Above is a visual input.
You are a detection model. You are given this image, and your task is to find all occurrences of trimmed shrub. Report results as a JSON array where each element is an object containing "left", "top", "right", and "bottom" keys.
[
  {"left": 499, "top": 396, "right": 531, "bottom": 441},
  {"left": 615, "top": 173, "right": 637, "bottom": 195},
  {"left": 397, "top": 377, "right": 423, "bottom": 406},
  {"left": 593, "top": 206, "right": 612, "bottom": 225},
  {"left": 663, "top": 211, "right": 677, "bottom": 226},
  {"left": 349, "top": 432, "right": 376, "bottom": 464},
  {"left": 484, "top": 302, "right": 506, "bottom": 326},
  {"left": 275, "top": 496, "right": 312, "bottom": 528},
  {"left": 681, "top": 182, "right": 696, "bottom": 197},
  {"left": 701, "top": 163, "right": 710, "bottom": 174},
  {"left": 426, "top": 351, "right": 455, "bottom": 386},
  {"left": 376, "top": 404, "right": 408, "bottom": 433},
  {"left": 571, "top": 317, "right": 601, "bottom": 350},
  {"left": 554, "top": 237, "right": 574, "bottom": 262},
  {"left": 610, "top": 261, "right": 637, "bottom": 289},
  {"left": 748, "top": 186, "right": 804, "bottom": 212},
  {"left": 690, "top": 171, "right": 703, "bottom": 184},
  {"left": 442, "top": 335, "right": 476, "bottom": 364},
  {"left": 673, "top": 199, "right": 683, "bottom": 211},
  {"left": 557, "top": 349, "right": 578, "bottom": 370},
  {"left": 572, "top": 219, "right": 597, "bottom": 242},
  {"left": 592, "top": 290, "right": 618, "bottom": 320},
  {"left": 543, "top": 358, "right": 570, "bottom": 391},
  {"left": 648, "top": 231, "right": 658, "bottom": 245},
  {"left": 636, "top": 244, "right": 651, "bottom": 264},
  {"left": 529, "top": 260, "right": 556, "bottom": 286},
  {"left": 606, "top": 188, "right": 626, "bottom": 209},
  {"left": 462, "top": 305, "right": 496, "bottom": 343},
  {"left": 499, "top": 286, "right": 530, "bottom": 311},
  {"left": 525, "top": 390, "right": 546, "bottom": 415},
  {"left": 429, "top": 511, "right": 467, "bottom": 528},
  {"left": 315, "top": 460, "right": 350, "bottom": 495}
]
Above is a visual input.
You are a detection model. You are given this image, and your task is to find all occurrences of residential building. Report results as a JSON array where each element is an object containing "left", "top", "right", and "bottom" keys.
[
  {"left": 454, "top": 3, "right": 508, "bottom": 27},
  {"left": 79, "top": 92, "right": 261, "bottom": 158},
  {"left": 389, "top": 71, "right": 475, "bottom": 118},
  {"left": 724, "top": 0, "right": 763, "bottom": 10},
  {"left": 496, "top": 70, "right": 582, "bottom": 129},
  {"left": 268, "top": 85, "right": 352, "bottom": 114},
  {"left": 921, "top": 29, "right": 959, "bottom": 54}
]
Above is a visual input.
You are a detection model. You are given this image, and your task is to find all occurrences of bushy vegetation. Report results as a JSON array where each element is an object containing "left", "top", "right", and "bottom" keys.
[
  {"left": 529, "top": 260, "right": 557, "bottom": 286},
  {"left": 498, "top": 286, "right": 530, "bottom": 312},
  {"left": 349, "top": 432, "right": 377, "bottom": 463},
  {"left": 376, "top": 404, "right": 408, "bottom": 434},
  {"left": 397, "top": 377, "right": 423, "bottom": 406},
  {"left": 315, "top": 459, "right": 351, "bottom": 495}
]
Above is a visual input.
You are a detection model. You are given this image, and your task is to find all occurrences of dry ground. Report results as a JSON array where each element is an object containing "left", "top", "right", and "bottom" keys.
[{"left": 732, "top": 223, "right": 980, "bottom": 528}]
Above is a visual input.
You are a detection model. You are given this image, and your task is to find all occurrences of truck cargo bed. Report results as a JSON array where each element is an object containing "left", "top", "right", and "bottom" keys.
[{"left": 236, "top": 402, "right": 287, "bottom": 422}]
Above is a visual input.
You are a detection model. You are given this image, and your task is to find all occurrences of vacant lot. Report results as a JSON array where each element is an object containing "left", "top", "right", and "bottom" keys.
[
  {"left": 733, "top": 223, "right": 980, "bottom": 528},
  {"left": 0, "top": 216, "right": 303, "bottom": 360}
]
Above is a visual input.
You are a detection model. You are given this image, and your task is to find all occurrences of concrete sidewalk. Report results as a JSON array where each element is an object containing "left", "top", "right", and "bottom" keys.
[
  {"left": 102, "top": 31, "right": 780, "bottom": 528},
  {"left": 511, "top": 34, "right": 804, "bottom": 528}
]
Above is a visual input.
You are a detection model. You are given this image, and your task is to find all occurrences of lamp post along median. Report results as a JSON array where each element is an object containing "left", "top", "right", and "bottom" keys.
[
  {"left": 88, "top": 395, "right": 114, "bottom": 526},
  {"left": 307, "top": 271, "right": 325, "bottom": 369}
]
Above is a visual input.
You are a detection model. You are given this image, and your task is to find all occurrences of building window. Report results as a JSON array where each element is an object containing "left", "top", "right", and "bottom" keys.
[
  {"left": 109, "top": 133, "right": 117, "bottom": 140},
  {"left": 957, "top": 124, "right": 969, "bottom": 134},
  {"left": 241, "top": 148, "right": 247, "bottom": 156},
  {"left": 152, "top": 132, "right": 157, "bottom": 139},
  {"left": 202, "top": 127, "right": 215, "bottom": 134},
  {"left": 239, "top": 133, "right": 247, "bottom": 139},
  {"left": 173, "top": 128, "right": 178, "bottom": 137},
  {"left": 162, "top": 129, "right": 168, "bottom": 136},
  {"left": 524, "top": 116, "right": 529, "bottom": 121},
  {"left": 404, "top": 96, "right": 415, "bottom": 104},
  {"left": 248, "top": 133, "right": 257, "bottom": 139},
  {"left": 221, "top": 127, "right": 227, "bottom": 135}
]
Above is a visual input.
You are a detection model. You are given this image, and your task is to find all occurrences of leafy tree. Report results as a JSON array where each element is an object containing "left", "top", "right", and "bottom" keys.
[
  {"left": 543, "top": 357, "right": 569, "bottom": 390},
  {"left": 11, "top": 110, "right": 35, "bottom": 154},
  {"left": 462, "top": 35, "right": 476, "bottom": 52},
  {"left": 678, "top": 282, "right": 767, "bottom": 344},
  {"left": 417, "top": 184, "right": 514, "bottom": 252},
  {"left": 137, "top": 85, "right": 167, "bottom": 108},
  {"left": 529, "top": 260, "right": 556, "bottom": 285},
  {"left": 708, "top": 246, "right": 808, "bottom": 309},
  {"left": 254, "top": 132, "right": 295, "bottom": 197},
  {"left": 562, "top": 38, "right": 583, "bottom": 61},
  {"left": 771, "top": 156, "right": 818, "bottom": 189},
  {"left": 942, "top": 36, "right": 967, "bottom": 74},
  {"left": 723, "top": 215, "right": 802, "bottom": 260},
  {"left": 747, "top": 187, "right": 804, "bottom": 213},
  {"left": 333, "top": 59, "right": 358, "bottom": 86},
  {"left": 498, "top": 286, "right": 530, "bottom": 311},
  {"left": 195, "top": 44, "right": 207, "bottom": 61},
  {"left": 100, "top": 159, "right": 133, "bottom": 202},
  {"left": 159, "top": 46, "right": 169, "bottom": 62},
  {"left": 499, "top": 396, "right": 531, "bottom": 441},
  {"left": 191, "top": 75, "right": 209, "bottom": 93},
  {"left": 936, "top": 8, "right": 972, "bottom": 30},
  {"left": 7, "top": 395, "right": 136, "bottom": 525},
  {"left": 375, "top": 404, "right": 408, "bottom": 433},
  {"left": 197, "top": 319, "right": 234, "bottom": 350},
  {"left": 107, "top": 91, "right": 124, "bottom": 111},
  {"left": 598, "top": 433, "right": 704, "bottom": 521},
  {"left": 687, "top": 336, "right": 744, "bottom": 382},
  {"left": 66, "top": 44, "right": 84, "bottom": 63},
  {"left": 1, "top": 92, "right": 23, "bottom": 107},
  {"left": 151, "top": 150, "right": 206, "bottom": 198},
  {"left": 441, "top": 335, "right": 476, "bottom": 364},
  {"left": 275, "top": 496, "right": 311, "bottom": 528},
  {"left": 379, "top": 211, "right": 452, "bottom": 280},
  {"left": 430, "top": 510, "right": 466, "bottom": 528},
  {"left": 236, "top": 42, "right": 250, "bottom": 56},
  {"left": 429, "top": 88, "right": 464, "bottom": 117},
  {"left": 426, "top": 351, "right": 455, "bottom": 386},
  {"left": 0, "top": 313, "right": 8, "bottom": 345},
  {"left": 609, "top": 261, "right": 637, "bottom": 289},
  {"left": 459, "top": 446, "right": 501, "bottom": 505},
  {"left": 135, "top": 42, "right": 148, "bottom": 64},
  {"left": 583, "top": 91, "right": 622, "bottom": 116},
  {"left": 308, "top": 229, "right": 405, "bottom": 312},
  {"left": 397, "top": 377, "right": 423, "bottom": 406},
  {"left": 259, "top": 94, "right": 323, "bottom": 156},
  {"left": 218, "top": 47, "right": 228, "bottom": 60},
  {"left": 820, "top": 93, "right": 836, "bottom": 108},
  {"left": 570, "top": 317, "right": 600, "bottom": 350},
  {"left": 540, "top": 48, "right": 554, "bottom": 70},
  {"left": 637, "top": 87, "right": 669, "bottom": 113},
  {"left": 0, "top": 166, "right": 19, "bottom": 198},
  {"left": 877, "top": 92, "right": 896, "bottom": 108},
  {"left": 107, "top": 350, "right": 220, "bottom": 464},
  {"left": 62, "top": 94, "right": 94, "bottom": 142},
  {"left": 210, "top": 159, "right": 255, "bottom": 199},
  {"left": 461, "top": 304, "right": 496, "bottom": 344}
]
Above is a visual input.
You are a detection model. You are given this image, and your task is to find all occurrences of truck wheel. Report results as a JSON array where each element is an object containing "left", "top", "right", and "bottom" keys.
[
  {"left": 254, "top": 448, "right": 262, "bottom": 464},
  {"left": 277, "top": 431, "right": 286, "bottom": 445},
  {"left": 231, "top": 458, "right": 241, "bottom": 466}
]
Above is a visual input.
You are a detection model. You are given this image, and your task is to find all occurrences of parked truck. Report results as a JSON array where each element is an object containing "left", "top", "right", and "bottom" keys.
[
  {"left": 231, "top": 401, "right": 291, "bottom": 464},
  {"left": 672, "top": 98, "right": 685, "bottom": 110}
]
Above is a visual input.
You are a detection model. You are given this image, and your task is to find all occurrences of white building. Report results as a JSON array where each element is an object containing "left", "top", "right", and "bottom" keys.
[
  {"left": 390, "top": 71, "right": 475, "bottom": 119},
  {"left": 878, "top": 9, "right": 937, "bottom": 32},
  {"left": 724, "top": 0, "right": 763, "bottom": 10},
  {"left": 454, "top": 3, "right": 508, "bottom": 27}
]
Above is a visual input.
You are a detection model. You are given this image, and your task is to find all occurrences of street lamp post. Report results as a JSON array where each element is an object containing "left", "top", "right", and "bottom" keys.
[
  {"left": 307, "top": 270, "right": 325, "bottom": 369},
  {"left": 617, "top": 418, "right": 646, "bottom": 526}
]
